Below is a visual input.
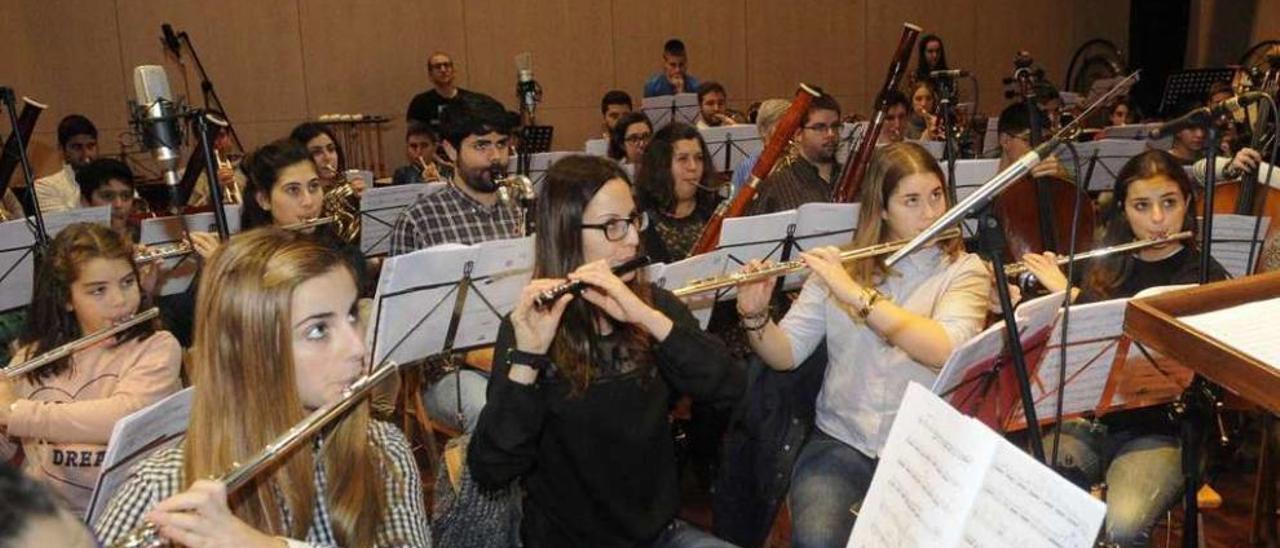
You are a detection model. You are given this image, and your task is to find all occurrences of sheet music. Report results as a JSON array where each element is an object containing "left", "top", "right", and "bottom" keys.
[
  {"left": 358, "top": 184, "right": 441, "bottom": 256},
  {"left": 785, "top": 203, "right": 859, "bottom": 289},
  {"left": 87, "top": 387, "right": 192, "bottom": 523},
  {"left": 0, "top": 219, "right": 37, "bottom": 311},
  {"left": 1205, "top": 213, "right": 1272, "bottom": 278},
  {"left": 913, "top": 139, "right": 945, "bottom": 160},
  {"left": 849, "top": 383, "right": 994, "bottom": 548},
  {"left": 959, "top": 441, "right": 1106, "bottom": 548},
  {"left": 945, "top": 159, "right": 1000, "bottom": 202},
  {"left": 641, "top": 93, "right": 699, "bottom": 130},
  {"left": 369, "top": 237, "right": 534, "bottom": 365},
  {"left": 35, "top": 205, "right": 112, "bottom": 237},
  {"left": 646, "top": 251, "right": 729, "bottom": 329},
  {"left": 716, "top": 210, "right": 796, "bottom": 301},
  {"left": 584, "top": 138, "right": 608, "bottom": 157},
  {"left": 139, "top": 209, "right": 244, "bottom": 296},
  {"left": 931, "top": 321, "right": 1006, "bottom": 400},
  {"left": 1180, "top": 296, "right": 1280, "bottom": 369},
  {"left": 1068, "top": 140, "right": 1149, "bottom": 192},
  {"left": 699, "top": 125, "right": 762, "bottom": 172},
  {"left": 850, "top": 383, "right": 1105, "bottom": 548},
  {"left": 1022, "top": 298, "right": 1127, "bottom": 424},
  {"left": 836, "top": 122, "right": 868, "bottom": 163},
  {"left": 507, "top": 151, "right": 574, "bottom": 188}
]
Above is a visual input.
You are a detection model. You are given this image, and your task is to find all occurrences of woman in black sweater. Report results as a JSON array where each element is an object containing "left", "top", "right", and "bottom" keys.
[{"left": 469, "top": 155, "right": 744, "bottom": 547}]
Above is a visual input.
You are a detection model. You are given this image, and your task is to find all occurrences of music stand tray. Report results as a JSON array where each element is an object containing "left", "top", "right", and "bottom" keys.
[{"left": 1125, "top": 270, "right": 1280, "bottom": 413}]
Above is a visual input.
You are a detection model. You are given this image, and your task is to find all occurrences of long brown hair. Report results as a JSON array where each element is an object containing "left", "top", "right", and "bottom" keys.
[
  {"left": 1081, "top": 149, "right": 1199, "bottom": 299},
  {"left": 19, "top": 222, "right": 156, "bottom": 381},
  {"left": 845, "top": 142, "right": 961, "bottom": 286},
  {"left": 184, "top": 228, "right": 382, "bottom": 545},
  {"left": 534, "top": 155, "right": 653, "bottom": 396}
]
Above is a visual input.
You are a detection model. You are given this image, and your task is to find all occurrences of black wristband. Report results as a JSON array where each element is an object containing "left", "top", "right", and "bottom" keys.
[{"left": 507, "top": 348, "right": 552, "bottom": 373}]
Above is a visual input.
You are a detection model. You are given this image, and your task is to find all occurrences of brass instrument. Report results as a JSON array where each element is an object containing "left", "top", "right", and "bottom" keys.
[
  {"left": 134, "top": 241, "right": 194, "bottom": 264},
  {"left": 493, "top": 172, "right": 534, "bottom": 209},
  {"left": 673, "top": 227, "right": 963, "bottom": 297},
  {"left": 4, "top": 308, "right": 160, "bottom": 379},
  {"left": 1004, "top": 230, "right": 1194, "bottom": 282},
  {"left": 108, "top": 359, "right": 402, "bottom": 548},
  {"left": 214, "top": 150, "right": 241, "bottom": 204},
  {"left": 321, "top": 163, "right": 360, "bottom": 243},
  {"left": 417, "top": 156, "right": 442, "bottom": 182},
  {"left": 280, "top": 215, "right": 337, "bottom": 232}
]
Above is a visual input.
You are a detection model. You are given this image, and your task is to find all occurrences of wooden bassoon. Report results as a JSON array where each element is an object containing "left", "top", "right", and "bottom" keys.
[
  {"left": 687, "top": 83, "right": 821, "bottom": 255},
  {"left": 831, "top": 23, "right": 921, "bottom": 203}
]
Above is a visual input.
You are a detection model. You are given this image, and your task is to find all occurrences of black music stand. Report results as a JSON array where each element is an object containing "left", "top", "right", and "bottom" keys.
[
  {"left": 1157, "top": 68, "right": 1237, "bottom": 116},
  {"left": 519, "top": 125, "right": 554, "bottom": 155}
]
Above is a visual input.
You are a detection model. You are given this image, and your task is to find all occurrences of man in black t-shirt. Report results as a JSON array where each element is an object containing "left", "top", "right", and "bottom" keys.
[{"left": 406, "top": 51, "right": 480, "bottom": 129}]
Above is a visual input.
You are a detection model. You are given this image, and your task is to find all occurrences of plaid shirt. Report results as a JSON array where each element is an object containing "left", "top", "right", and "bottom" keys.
[
  {"left": 93, "top": 420, "right": 431, "bottom": 547},
  {"left": 745, "top": 156, "right": 841, "bottom": 216},
  {"left": 389, "top": 182, "right": 525, "bottom": 255}
]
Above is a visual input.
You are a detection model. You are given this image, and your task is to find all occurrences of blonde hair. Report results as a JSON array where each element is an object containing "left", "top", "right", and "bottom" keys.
[
  {"left": 755, "top": 99, "right": 791, "bottom": 137},
  {"left": 184, "top": 228, "right": 381, "bottom": 546},
  {"left": 846, "top": 142, "right": 961, "bottom": 286}
]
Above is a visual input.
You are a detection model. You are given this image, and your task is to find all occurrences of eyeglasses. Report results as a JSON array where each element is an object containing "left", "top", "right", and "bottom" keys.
[
  {"left": 802, "top": 123, "right": 842, "bottom": 135},
  {"left": 580, "top": 212, "right": 649, "bottom": 242},
  {"left": 428, "top": 62, "right": 454, "bottom": 71},
  {"left": 624, "top": 133, "right": 652, "bottom": 145}
]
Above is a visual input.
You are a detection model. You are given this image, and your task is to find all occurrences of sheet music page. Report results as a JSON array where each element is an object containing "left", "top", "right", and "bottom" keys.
[
  {"left": 785, "top": 203, "right": 860, "bottom": 289},
  {"left": 584, "top": 138, "right": 608, "bottom": 156},
  {"left": 38, "top": 205, "right": 111, "bottom": 236},
  {"left": 716, "top": 210, "right": 797, "bottom": 300},
  {"left": 1180, "top": 296, "right": 1280, "bottom": 369},
  {"left": 369, "top": 243, "right": 476, "bottom": 364},
  {"left": 1068, "top": 140, "right": 1148, "bottom": 192},
  {"left": 507, "top": 152, "right": 573, "bottom": 188},
  {"left": 0, "top": 218, "right": 37, "bottom": 312},
  {"left": 359, "top": 184, "right": 436, "bottom": 256},
  {"left": 836, "top": 122, "right": 868, "bottom": 162},
  {"left": 930, "top": 321, "right": 1007, "bottom": 401},
  {"left": 946, "top": 159, "right": 1000, "bottom": 202},
  {"left": 1206, "top": 214, "right": 1272, "bottom": 278},
  {"left": 848, "top": 383, "right": 995, "bottom": 548},
  {"left": 140, "top": 212, "right": 230, "bottom": 296},
  {"left": 699, "top": 125, "right": 763, "bottom": 172},
  {"left": 647, "top": 251, "right": 729, "bottom": 329},
  {"left": 453, "top": 237, "right": 535, "bottom": 349},
  {"left": 87, "top": 387, "right": 193, "bottom": 523},
  {"left": 1019, "top": 298, "right": 1127, "bottom": 424},
  {"left": 958, "top": 440, "right": 1107, "bottom": 548}
]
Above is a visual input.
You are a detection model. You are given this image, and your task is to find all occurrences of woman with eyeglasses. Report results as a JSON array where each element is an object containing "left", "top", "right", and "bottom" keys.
[
  {"left": 633, "top": 122, "right": 721, "bottom": 264},
  {"left": 468, "top": 154, "right": 744, "bottom": 547},
  {"left": 607, "top": 112, "right": 653, "bottom": 167}
]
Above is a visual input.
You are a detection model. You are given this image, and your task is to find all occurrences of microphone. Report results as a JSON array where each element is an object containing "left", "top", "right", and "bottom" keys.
[
  {"left": 132, "top": 65, "right": 184, "bottom": 201},
  {"left": 929, "top": 69, "right": 969, "bottom": 79},
  {"left": 1147, "top": 91, "right": 1267, "bottom": 139},
  {"left": 161, "top": 24, "right": 182, "bottom": 58},
  {"left": 515, "top": 52, "right": 539, "bottom": 116}
]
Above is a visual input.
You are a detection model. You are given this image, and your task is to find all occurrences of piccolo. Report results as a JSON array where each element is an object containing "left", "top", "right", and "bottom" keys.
[
  {"left": 109, "top": 359, "right": 402, "bottom": 548},
  {"left": 280, "top": 215, "right": 337, "bottom": 231},
  {"left": 533, "top": 255, "right": 652, "bottom": 308},
  {"left": 1004, "top": 230, "right": 1194, "bottom": 278},
  {"left": 4, "top": 308, "right": 160, "bottom": 379},
  {"left": 673, "top": 228, "right": 963, "bottom": 298},
  {"left": 133, "top": 241, "right": 193, "bottom": 263}
]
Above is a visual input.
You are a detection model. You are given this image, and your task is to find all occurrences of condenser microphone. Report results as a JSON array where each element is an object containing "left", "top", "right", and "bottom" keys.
[{"left": 132, "top": 65, "right": 184, "bottom": 197}]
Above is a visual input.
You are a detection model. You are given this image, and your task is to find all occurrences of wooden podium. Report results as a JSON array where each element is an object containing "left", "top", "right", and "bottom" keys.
[
  {"left": 1125, "top": 270, "right": 1280, "bottom": 546},
  {"left": 1125, "top": 270, "right": 1280, "bottom": 413}
]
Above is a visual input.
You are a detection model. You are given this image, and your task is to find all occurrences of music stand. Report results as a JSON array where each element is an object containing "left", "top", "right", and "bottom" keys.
[
  {"left": 506, "top": 151, "right": 573, "bottom": 189},
  {"left": 641, "top": 93, "right": 699, "bottom": 130},
  {"left": 519, "top": 125, "right": 554, "bottom": 155},
  {"left": 357, "top": 184, "right": 444, "bottom": 257},
  {"left": 1204, "top": 213, "right": 1273, "bottom": 278},
  {"left": 1069, "top": 139, "right": 1149, "bottom": 192},
  {"left": 1157, "top": 68, "right": 1237, "bottom": 116},
  {"left": 584, "top": 137, "right": 608, "bottom": 157},
  {"left": 780, "top": 203, "right": 859, "bottom": 289},
  {"left": 646, "top": 252, "right": 729, "bottom": 329},
  {"left": 837, "top": 122, "right": 868, "bottom": 166},
  {"left": 0, "top": 207, "right": 113, "bottom": 310},
  {"left": 700, "top": 125, "right": 762, "bottom": 173},
  {"left": 139, "top": 208, "right": 243, "bottom": 296}
]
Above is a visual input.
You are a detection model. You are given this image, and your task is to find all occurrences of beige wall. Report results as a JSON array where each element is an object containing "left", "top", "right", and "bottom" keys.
[{"left": 0, "top": 0, "right": 1127, "bottom": 182}]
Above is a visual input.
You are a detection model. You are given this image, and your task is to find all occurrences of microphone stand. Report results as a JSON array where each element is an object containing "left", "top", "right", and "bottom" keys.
[
  {"left": 168, "top": 27, "right": 244, "bottom": 154},
  {"left": 191, "top": 111, "right": 231, "bottom": 239},
  {"left": 936, "top": 75, "right": 961, "bottom": 207},
  {"left": 0, "top": 87, "right": 49, "bottom": 249}
]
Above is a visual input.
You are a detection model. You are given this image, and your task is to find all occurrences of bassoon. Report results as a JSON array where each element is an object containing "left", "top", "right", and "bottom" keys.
[
  {"left": 687, "top": 84, "right": 821, "bottom": 255},
  {"left": 831, "top": 23, "right": 922, "bottom": 203}
]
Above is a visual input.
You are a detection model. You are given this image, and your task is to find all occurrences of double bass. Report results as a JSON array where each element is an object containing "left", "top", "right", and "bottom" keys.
[
  {"left": 1211, "top": 53, "right": 1280, "bottom": 267},
  {"left": 992, "top": 53, "right": 1095, "bottom": 261}
]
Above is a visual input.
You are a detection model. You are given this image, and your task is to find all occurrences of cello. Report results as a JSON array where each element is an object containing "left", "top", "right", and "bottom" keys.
[{"left": 992, "top": 53, "right": 1095, "bottom": 261}]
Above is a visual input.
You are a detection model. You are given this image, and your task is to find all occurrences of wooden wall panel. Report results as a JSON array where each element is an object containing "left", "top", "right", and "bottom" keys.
[
  {"left": 744, "top": 0, "right": 865, "bottom": 114},
  {"left": 613, "top": 0, "right": 748, "bottom": 110}
]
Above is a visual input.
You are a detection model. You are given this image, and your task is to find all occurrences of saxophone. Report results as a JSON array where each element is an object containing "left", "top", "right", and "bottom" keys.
[{"left": 322, "top": 162, "right": 360, "bottom": 244}]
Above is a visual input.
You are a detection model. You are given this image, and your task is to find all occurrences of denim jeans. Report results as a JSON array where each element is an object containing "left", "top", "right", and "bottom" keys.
[
  {"left": 648, "top": 520, "right": 739, "bottom": 548},
  {"left": 1043, "top": 418, "right": 1183, "bottom": 547},
  {"left": 788, "top": 428, "right": 878, "bottom": 548},
  {"left": 423, "top": 369, "right": 489, "bottom": 433}
]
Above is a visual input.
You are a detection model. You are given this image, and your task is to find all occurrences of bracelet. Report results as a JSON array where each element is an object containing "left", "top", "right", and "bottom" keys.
[
  {"left": 507, "top": 348, "right": 552, "bottom": 373},
  {"left": 740, "top": 312, "right": 770, "bottom": 332},
  {"left": 736, "top": 303, "right": 770, "bottom": 321},
  {"left": 856, "top": 288, "right": 889, "bottom": 320}
]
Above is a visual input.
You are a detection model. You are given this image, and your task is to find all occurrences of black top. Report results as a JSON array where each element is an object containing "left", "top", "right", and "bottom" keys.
[
  {"left": 406, "top": 88, "right": 480, "bottom": 128},
  {"left": 640, "top": 209, "right": 709, "bottom": 264},
  {"left": 1077, "top": 245, "right": 1229, "bottom": 304},
  {"left": 469, "top": 286, "right": 744, "bottom": 548}
]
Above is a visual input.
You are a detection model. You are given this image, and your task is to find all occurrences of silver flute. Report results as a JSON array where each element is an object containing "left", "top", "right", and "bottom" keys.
[
  {"left": 109, "top": 359, "right": 402, "bottom": 548},
  {"left": 3, "top": 308, "right": 160, "bottom": 379},
  {"left": 1004, "top": 231, "right": 1195, "bottom": 279},
  {"left": 133, "top": 242, "right": 194, "bottom": 264}
]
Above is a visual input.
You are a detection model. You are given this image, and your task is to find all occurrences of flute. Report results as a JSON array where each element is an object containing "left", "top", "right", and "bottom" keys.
[
  {"left": 134, "top": 241, "right": 194, "bottom": 264},
  {"left": 532, "top": 255, "right": 651, "bottom": 308},
  {"left": 4, "top": 308, "right": 160, "bottom": 379},
  {"left": 673, "top": 228, "right": 962, "bottom": 298},
  {"left": 1004, "top": 230, "right": 1194, "bottom": 278},
  {"left": 108, "top": 359, "right": 401, "bottom": 548}
]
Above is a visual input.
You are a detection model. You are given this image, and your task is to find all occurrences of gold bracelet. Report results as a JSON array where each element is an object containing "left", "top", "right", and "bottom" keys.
[{"left": 857, "top": 288, "right": 888, "bottom": 320}]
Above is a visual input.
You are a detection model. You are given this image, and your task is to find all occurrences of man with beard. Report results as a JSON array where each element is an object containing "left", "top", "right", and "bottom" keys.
[
  {"left": 389, "top": 93, "right": 520, "bottom": 434},
  {"left": 35, "top": 115, "right": 99, "bottom": 213},
  {"left": 747, "top": 93, "right": 843, "bottom": 215}
]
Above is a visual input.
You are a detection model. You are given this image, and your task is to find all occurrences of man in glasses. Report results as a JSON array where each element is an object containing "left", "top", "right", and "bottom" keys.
[
  {"left": 747, "top": 93, "right": 844, "bottom": 215},
  {"left": 996, "top": 103, "right": 1067, "bottom": 180},
  {"left": 406, "top": 51, "right": 482, "bottom": 130},
  {"left": 390, "top": 92, "right": 522, "bottom": 435}
]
